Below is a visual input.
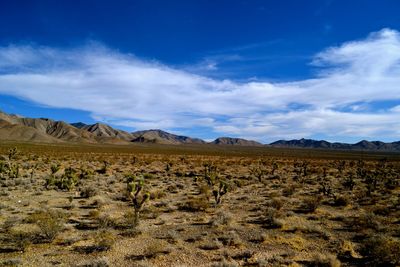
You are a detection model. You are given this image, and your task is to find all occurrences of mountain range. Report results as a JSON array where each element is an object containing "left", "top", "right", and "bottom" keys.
[{"left": 0, "top": 110, "right": 399, "bottom": 151}]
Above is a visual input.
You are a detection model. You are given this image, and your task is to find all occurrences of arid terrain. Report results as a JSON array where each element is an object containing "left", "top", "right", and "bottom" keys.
[{"left": 0, "top": 142, "right": 399, "bottom": 267}]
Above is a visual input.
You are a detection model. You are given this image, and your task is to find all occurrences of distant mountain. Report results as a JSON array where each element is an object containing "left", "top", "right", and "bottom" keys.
[
  {"left": 1, "top": 110, "right": 399, "bottom": 151},
  {"left": 211, "top": 137, "right": 263, "bottom": 146},
  {"left": 71, "top": 122, "right": 87, "bottom": 129},
  {"left": 270, "top": 138, "right": 400, "bottom": 151},
  {"left": 130, "top": 129, "right": 206, "bottom": 145}
]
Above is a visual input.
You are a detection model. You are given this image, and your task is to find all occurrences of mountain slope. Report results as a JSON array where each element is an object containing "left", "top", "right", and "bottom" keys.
[
  {"left": 81, "top": 123, "right": 134, "bottom": 141},
  {"left": 0, "top": 111, "right": 112, "bottom": 143},
  {"left": 131, "top": 129, "right": 206, "bottom": 145},
  {"left": 211, "top": 137, "right": 263, "bottom": 146},
  {"left": 0, "top": 119, "right": 61, "bottom": 143}
]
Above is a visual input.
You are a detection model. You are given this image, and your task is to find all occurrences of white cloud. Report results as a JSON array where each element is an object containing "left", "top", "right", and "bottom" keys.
[{"left": 0, "top": 29, "right": 400, "bottom": 142}]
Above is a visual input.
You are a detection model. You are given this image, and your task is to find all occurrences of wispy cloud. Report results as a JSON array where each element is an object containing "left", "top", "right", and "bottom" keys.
[{"left": 0, "top": 29, "right": 400, "bottom": 142}]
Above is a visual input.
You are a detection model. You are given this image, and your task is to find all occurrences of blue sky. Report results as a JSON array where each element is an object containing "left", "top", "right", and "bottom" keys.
[{"left": 0, "top": 0, "right": 400, "bottom": 143}]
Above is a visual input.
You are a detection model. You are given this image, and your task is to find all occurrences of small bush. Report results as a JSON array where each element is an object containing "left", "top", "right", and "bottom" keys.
[
  {"left": 25, "top": 209, "right": 65, "bottom": 243},
  {"left": 78, "top": 257, "right": 109, "bottom": 267},
  {"left": 93, "top": 231, "right": 116, "bottom": 251},
  {"left": 361, "top": 235, "right": 400, "bottom": 266},
  {"left": 270, "top": 198, "right": 284, "bottom": 210},
  {"left": 210, "top": 211, "right": 233, "bottom": 227},
  {"left": 302, "top": 195, "right": 322, "bottom": 213},
  {"left": 80, "top": 186, "right": 98, "bottom": 198},
  {"left": 0, "top": 258, "right": 23, "bottom": 266},
  {"left": 263, "top": 208, "right": 283, "bottom": 229},
  {"left": 178, "top": 197, "right": 209, "bottom": 212},
  {"left": 310, "top": 253, "right": 341, "bottom": 267}
]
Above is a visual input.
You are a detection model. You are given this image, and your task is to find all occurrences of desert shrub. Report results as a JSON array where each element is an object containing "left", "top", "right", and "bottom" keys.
[
  {"left": 25, "top": 209, "right": 65, "bottom": 242},
  {"left": 263, "top": 208, "right": 283, "bottom": 229},
  {"left": 333, "top": 194, "right": 349, "bottom": 206},
  {"left": 217, "top": 231, "right": 243, "bottom": 247},
  {"left": 282, "top": 184, "right": 296, "bottom": 197},
  {"left": 351, "top": 212, "right": 381, "bottom": 231},
  {"left": 149, "top": 189, "right": 166, "bottom": 200},
  {"left": 310, "top": 253, "right": 341, "bottom": 267},
  {"left": 91, "top": 195, "right": 107, "bottom": 208},
  {"left": 80, "top": 186, "right": 98, "bottom": 198},
  {"left": 199, "top": 184, "right": 210, "bottom": 197},
  {"left": 6, "top": 229, "right": 33, "bottom": 252},
  {"left": 97, "top": 214, "right": 116, "bottom": 229},
  {"left": 270, "top": 198, "right": 284, "bottom": 210},
  {"left": 74, "top": 231, "right": 115, "bottom": 254},
  {"left": 77, "top": 257, "right": 109, "bottom": 267},
  {"left": 211, "top": 259, "right": 239, "bottom": 267},
  {"left": 199, "top": 239, "right": 222, "bottom": 250},
  {"left": 93, "top": 231, "right": 116, "bottom": 251},
  {"left": 210, "top": 211, "right": 233, "bottom": 227},
  {"left": 301, "top": 195, "right": 322, "bottom": 213},
  {"left": 143, "top": 173, "right": 154, "bottom": 180},
  {"left": 178, "top": 197, "right": 209, "bottom": 212},
  {"left": 360, "top": 235, "right": 400, "bottom": 266},
  {"left": 0, "top": 258, "right": 23, "bottom": 266},
  {"left": 143, "top": 241, "right": 171, "bottom": 258}
]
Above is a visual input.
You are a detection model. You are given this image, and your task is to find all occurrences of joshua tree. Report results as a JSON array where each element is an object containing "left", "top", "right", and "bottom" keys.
[
  {"left": 271, "top": 160, "right": 279, "bottom": 176},
  {"left": 8, "top": 147, "right": 18, "bottom": 161},
  {"left": 126, "top": 174, "right": 150, "bottom": 226},
  {"left": 96, "top": 160, "right": 108, "bottom": 175},
  {"left": 203, "top": 162, "right": 230, "bottom": 206},
  {"left": 203, "top": 162, "right": 218, "bottom": 186},
  {"left": 336, "top": 160, "right": 346, "bottom": 176},
  {"left": 343, "top": 172, "right": 356, "bottom": 191},
  {"left": 250, "top": 163, "right": 267, "bottom": 182},
  {"left": 46, "top": 163, "right": 61, "bottom": 189},
  {"left": 57, "top": 167, "right": 79, "bottom": 191},
  {"left": 213, "top": 181, "right": 229, "bottom": 206}
]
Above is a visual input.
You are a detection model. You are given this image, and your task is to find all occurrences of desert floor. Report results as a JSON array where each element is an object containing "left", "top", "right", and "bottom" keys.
[{"left": 0, "top": 142, "right": 399, "bottom": 266}]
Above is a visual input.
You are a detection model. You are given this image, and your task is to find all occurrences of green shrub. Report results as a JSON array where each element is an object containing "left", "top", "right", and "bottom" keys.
[{"left": 26, "top": 209, "right": 65, "bottom": 242}]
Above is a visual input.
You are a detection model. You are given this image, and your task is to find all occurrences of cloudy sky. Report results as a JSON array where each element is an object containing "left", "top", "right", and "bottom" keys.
[{"left": 0, "top": 0, "right": 400, "bottom": 143}]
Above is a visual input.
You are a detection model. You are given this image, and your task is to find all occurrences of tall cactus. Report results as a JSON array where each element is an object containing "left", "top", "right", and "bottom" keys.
[
  {"left": 203, "top": 162, "right": 230, "bottom": 206},
  {"left": 126, "top": 174, "right": 150, "bottom": 226},
  {"left": 213, "top": 180, "right": 229, "bottom": 206}
]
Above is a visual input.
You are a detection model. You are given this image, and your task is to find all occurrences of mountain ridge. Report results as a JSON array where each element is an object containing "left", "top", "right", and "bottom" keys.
[
  {"left": 0, "top": 110, "right": 399, "bottom": 151},
  {"left": 270, "top": 138, "right": 400, "bottom": 151}
]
